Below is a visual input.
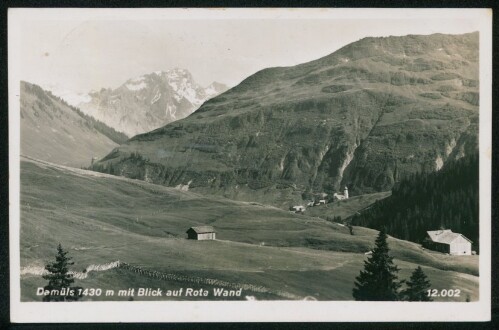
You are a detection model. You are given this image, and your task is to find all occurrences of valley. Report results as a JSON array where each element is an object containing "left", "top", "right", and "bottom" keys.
[
  {"left": 17, "top": 32, "right": 481, "bottom": 304},
  {"left": 20, "top": 157, "right": 478, "bottom": 302}
]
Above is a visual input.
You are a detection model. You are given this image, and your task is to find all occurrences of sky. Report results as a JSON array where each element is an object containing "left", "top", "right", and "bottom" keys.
[{"left": 10, "top": 8, "right": 485, "bottom": 94}]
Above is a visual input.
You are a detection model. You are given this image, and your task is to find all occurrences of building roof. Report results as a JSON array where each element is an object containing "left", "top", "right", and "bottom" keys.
[
  {"left": 186, "top": 226, "right": 216, "bottom": 234},
  {"left": 426, "top": 230, "right": 472, "bottom": 244}
]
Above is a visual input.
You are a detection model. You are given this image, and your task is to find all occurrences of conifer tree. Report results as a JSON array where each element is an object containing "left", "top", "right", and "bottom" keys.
[
  {"left": 42, "top": 243, "right": 81, "bottom": 302},
  {"left": 352, "top": 230, "right": 401, "bottom": 300},
  {"left": 401, "top": 266, "right": 432, "bottom": 301}
]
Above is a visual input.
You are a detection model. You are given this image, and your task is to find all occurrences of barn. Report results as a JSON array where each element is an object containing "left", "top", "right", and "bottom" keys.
[
  {"left": 186, "top": 226, "right": 216, "bottom": 240},
  {"left": 423, "top": 230, "right": 472, "bottom": 256}
]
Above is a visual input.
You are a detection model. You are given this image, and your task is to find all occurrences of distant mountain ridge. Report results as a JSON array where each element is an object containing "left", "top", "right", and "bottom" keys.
[
  {"left": 93, "top": 32, "right": 479, "bottom": 208},
  {"left": 20, "top": 81, "right": 122, "bottom": 167},
  {"left": 70, "top": 68, "right": 228, "bottom": 137}
]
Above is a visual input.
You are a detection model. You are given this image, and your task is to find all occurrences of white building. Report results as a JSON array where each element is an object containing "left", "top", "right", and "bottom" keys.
[
  {"left": 290, "top": 205, "right": 306, "bottom": 213},
  {"left": 423, "top": 230, "right": 472, "bottom": 256},
  {"left": 333, "top": 186, "right": 349, "bottom": 201}
]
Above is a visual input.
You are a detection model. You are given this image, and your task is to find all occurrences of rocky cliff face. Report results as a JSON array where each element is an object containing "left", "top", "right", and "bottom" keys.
[
  {"left": 77, "top": 68, "right": 228, "bottom": 137},
  {"left": 93, "top": 32, "right": 479, "bottom": 207}
]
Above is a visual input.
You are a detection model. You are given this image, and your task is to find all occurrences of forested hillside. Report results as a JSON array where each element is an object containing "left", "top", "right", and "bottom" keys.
[{"left": 351, "top": 154, "right": 479, "bottom": 251}]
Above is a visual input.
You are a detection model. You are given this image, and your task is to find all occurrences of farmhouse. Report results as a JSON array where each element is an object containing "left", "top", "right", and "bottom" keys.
[
  {"left": 423, "top": 230, "right": 472, "bottom": 255},
  {"left": 186, "top": 226, "right": 216, "bottom": 240}
]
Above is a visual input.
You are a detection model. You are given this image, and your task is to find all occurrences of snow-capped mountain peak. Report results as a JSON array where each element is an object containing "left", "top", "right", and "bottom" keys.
[
  {"left": 70, "top": 68, "right": 229, "bottom": 137},
  {"left": 125, "top": 76, "right": 148, "bottom": 91}
]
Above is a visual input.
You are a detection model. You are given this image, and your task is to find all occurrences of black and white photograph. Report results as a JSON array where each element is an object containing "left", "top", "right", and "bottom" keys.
[{"left": 8, "top": 8, "right": 492, "bottom": 322}]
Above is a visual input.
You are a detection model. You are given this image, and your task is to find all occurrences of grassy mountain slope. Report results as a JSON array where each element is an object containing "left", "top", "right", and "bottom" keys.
[
  {"left": 20, "top": 157, "right": 478, "bottom": 301},
  {"left": 69, "top": 106, "right": 128, "bottom": 144},
  {"left": 93, "top": 33, "right": 478, "bottom": 208},
  {"left": 20, "top": 82, "right": 121, "bottom": 167}
]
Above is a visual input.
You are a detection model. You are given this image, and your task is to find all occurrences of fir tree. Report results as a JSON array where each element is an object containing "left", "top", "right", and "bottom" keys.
[
  {"left": 401, "top": 266, "right": 432, "bottom": 301},
  {"left": 42, "top": 243, "right": 81, "bottom": 302},
  {"left": 352, "top": 229, "right": 401, "bottom": 301}
]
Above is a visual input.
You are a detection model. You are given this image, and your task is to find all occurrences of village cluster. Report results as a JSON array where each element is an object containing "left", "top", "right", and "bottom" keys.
[{"left": 290, "top": 186, "right": 349, "bottom": 214}]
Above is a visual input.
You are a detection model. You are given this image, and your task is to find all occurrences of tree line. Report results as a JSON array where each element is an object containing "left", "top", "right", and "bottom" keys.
[
  {"left": 351, "top": 153, "right": 479, "bottom": 252},
  {"left": 70, "top": 105, "right": 129, "bottom": 145},
  {"left": 36, "top": 83, "right": 130, "bottom": 145}
]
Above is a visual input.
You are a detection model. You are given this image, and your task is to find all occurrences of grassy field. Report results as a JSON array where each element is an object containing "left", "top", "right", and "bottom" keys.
[{"left": 19, "top": 157, "right": 478, "bottom": 301}]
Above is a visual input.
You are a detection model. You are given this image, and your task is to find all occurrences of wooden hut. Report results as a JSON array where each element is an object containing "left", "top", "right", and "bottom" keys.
[{"left": 186, "top": 226, "right": 216, "bottom": 240}]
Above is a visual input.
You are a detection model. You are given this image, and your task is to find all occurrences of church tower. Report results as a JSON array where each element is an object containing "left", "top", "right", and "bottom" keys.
[{"left": 344, "top": 186, "right": 349, "bottom": 199}]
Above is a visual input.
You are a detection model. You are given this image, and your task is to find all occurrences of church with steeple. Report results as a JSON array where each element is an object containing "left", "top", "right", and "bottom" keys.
[{"left": 333, "top": 186, "right": 349, "bottom": 201}]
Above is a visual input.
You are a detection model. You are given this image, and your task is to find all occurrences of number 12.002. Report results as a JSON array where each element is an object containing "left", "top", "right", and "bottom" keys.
[{"left": 427, "top": 289, "right": 461, "bottom": 297}]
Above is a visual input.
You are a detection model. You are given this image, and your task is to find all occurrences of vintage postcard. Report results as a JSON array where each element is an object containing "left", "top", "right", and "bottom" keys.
[{"left": 9, "top": 8, "right": 492, "bottom": 322}]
